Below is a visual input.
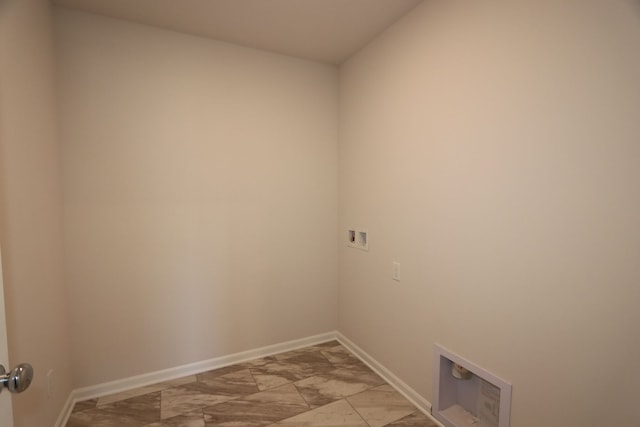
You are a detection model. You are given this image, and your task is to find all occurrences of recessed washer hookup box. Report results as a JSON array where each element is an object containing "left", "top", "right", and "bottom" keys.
[{"left": 433, "top": 344, "right": 512, "bottom": 427}]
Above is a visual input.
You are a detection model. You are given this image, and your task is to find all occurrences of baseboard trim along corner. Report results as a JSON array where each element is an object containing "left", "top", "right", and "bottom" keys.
[
  {"left": 54, "top": 391, "right": 77, "bottom": 427},
  {"left": 336, "top": 332, "right": 444, "bottom": 427},
  {"left": 56, "top": 330, "right": 441, "bottom": 427},
  {"left": 55, "top": 331, "right": 338, "bottom": 426}
]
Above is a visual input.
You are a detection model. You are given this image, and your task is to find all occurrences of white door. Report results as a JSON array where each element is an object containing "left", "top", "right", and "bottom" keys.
[{"left": 0, "top": 248, "right": 13, "bottom": 427}]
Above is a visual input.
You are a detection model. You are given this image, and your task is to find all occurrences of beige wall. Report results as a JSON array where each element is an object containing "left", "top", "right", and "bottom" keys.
[
  {"left": 4, "top": 1, "right": 639, "bottom": 424},
  {"left": 55, "top": 8, "right": 339, "bottom": 387},
  {"left": 339, "top": 1, "right": 640, "bottom": 426},
  {"left": 0, "top": 0, "right": 74, "bottom": 426}
]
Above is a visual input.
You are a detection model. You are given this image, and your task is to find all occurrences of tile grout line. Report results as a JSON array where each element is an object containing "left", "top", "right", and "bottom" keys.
[{"left": 345, "top": 397, "right": 373, "bottom": 427}]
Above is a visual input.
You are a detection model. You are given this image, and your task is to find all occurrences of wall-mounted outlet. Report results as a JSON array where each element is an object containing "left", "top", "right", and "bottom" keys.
[{"left": 47, "top": 369, "right": 54, "bottom": 397}]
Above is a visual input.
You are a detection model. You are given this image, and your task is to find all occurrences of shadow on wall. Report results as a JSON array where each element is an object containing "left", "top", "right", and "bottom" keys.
[{"left": 633, "top": 0, "right": 640, "bottom": 17}]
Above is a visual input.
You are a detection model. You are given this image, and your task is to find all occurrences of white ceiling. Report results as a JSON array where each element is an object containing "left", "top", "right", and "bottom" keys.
[{"left": 52, "top": 0, "right": 423, "bottom": 64}]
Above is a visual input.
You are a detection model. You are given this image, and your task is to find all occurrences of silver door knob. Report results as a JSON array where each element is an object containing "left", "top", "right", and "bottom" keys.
[{"left": 0, "top": 363, "right": 33, "bottom": 394}]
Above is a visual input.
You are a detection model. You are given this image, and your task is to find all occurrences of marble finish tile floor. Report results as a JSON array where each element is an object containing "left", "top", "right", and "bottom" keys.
[{"left": 67, "top": 341, "right": 438, "bottom": 427}]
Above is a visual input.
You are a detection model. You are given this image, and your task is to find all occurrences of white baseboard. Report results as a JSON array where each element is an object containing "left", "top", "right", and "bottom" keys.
[
  {"left": 336, "top": 332, "right": 445, "bottom": 427},
  {"left": 54, "top": 392, "right": 76, "bottom": 427},
  {"left": 56, "top": 330, "right": 442, "bottom": 427},
  {"left": 55, "top": 331, "right": 337, "bottom": 426}
]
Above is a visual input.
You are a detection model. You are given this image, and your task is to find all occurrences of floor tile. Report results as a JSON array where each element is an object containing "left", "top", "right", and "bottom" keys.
[
  {"left": 158, "top": 368, "right": 260, "bottom": 419},
  {"left": 202, "top": 383, "right": 309, "bottom": 427},
  {"left": 161, "top": 375, "right": 199, "bottom": 388},
  {"left": 67, "top": 391, "right": 161, "bottom": 427},
  {"left": 384, "top": 411, "right": 440, "bottom": 427},
  {"left": 160, "top": 385, "right": 234, "bottom": 419},
  {"left": 294, "top": 366, "right": 385, "bottom": 408},
  {"left": 144, "top": 411, "right": 206, "bottom": 427},
  {"left": 240, "top": 355, "right": 280, "bottom": 368},
  {"left": 284, "top": 352, "right": 336, "bottom": 377},
  {"left": 67, "top": 342, "right": 424, "bottom": 427},
  {"left": 347, "top": 385, "right": 416, "bottom": 427},
  {"left": 190, "top": 368, "right": 259, "bottom": 396},
  {"left": 274, "top": 341, "right": 342, "bottom": 361},
  {"left": 72, "top": 398, "right": 98, "bottom": 413},
  {"left": 250, "top": 369, "right": 294, "bottom": 390},
  {"left": 320, "top": 346, "right": 366, "bottom": 369},
  {"left": 97, "top": 384, "right": 166, "bottom": 406},
  {"left": 196, "top": 365, "right": 245, "bottom": 382},
  {"left": 97, "top": 375, "right": 197, "bottom": 406},
  {"left": 251, "top": 352, "right": 335, "bottom": 391},
  {"left": 269, "top": 399, "right": 368, "bottom": 427}
]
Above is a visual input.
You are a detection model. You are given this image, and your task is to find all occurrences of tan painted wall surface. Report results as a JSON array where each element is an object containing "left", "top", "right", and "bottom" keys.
[
  {"left": 5, "top": 1, "right": 639, "bottom": 424},
  {"left": 338, "top": 1, "right": 640, "bottom": 426},
  {"left": 55, "top": 8, "right": 339, "bottom": 387},
  {"left": 0, "top": 1, "right": 74, "bottom": 425}
]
